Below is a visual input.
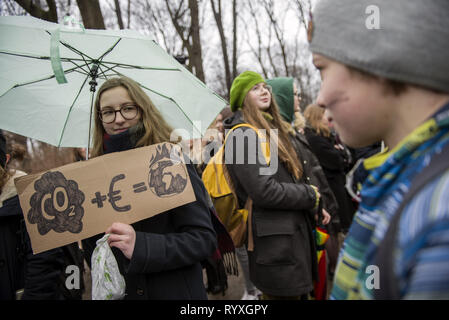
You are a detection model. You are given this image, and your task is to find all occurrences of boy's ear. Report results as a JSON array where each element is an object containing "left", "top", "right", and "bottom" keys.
[{"left": 5, "top": 153, "right": 10, "bottom": 165}]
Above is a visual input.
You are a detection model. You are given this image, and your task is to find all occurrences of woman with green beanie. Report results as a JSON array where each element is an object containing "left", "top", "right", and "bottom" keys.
[{"left": 223, "top": 71, "right": 321, "bottom": 299}]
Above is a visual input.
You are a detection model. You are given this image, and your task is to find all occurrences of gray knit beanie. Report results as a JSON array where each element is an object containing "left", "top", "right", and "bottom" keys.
[{"left": 309, "top": 0, "right": 449, "bottom": 94}]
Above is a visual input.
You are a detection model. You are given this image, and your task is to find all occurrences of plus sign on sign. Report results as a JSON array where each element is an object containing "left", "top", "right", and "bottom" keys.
[{"left": 14, "top": 143, "right": 195, "bottom": 254}]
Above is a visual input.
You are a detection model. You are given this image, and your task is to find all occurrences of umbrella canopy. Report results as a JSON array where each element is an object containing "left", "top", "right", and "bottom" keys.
[{"left": 0, "top": 15, "right": 227, "bottom": 148}]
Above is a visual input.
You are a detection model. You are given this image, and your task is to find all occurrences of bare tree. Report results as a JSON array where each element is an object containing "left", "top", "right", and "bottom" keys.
[
  {"left": 113, "top": 0, "right": 124, "bottom": 29},
  {"left": 261, "top": 0, "right": 290, "bottom": 76},
  {"left": 188, "top": 0, "right": 205, "bottom": 82},
  {"left": 14, "top": 0, "right": 58, "bottom": 22},
  {"left": 166, "top": 0, "right": 205, "bottom": 82},
  {"left": 127, "top": 0, "right": 131, "bottom": 28},
  {"left": 210, "top": 0, "right": 231, "bottom": 95},
  {"left": 243, "top": 1, "right": 270, "bottom": 78},
  {"left": 231, "top": 0, "right": 237, "bottom": 80},
  {"left": 292, "top": 0, "right": 312, "bottom": 34},
  {"left": 75, "top": 0, "right": 105, "bottom": 29}
]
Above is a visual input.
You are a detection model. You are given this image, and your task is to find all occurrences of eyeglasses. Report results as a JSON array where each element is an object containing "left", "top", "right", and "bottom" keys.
[{"left": 99, "top": 104, "right": 139, "bottom": 124}]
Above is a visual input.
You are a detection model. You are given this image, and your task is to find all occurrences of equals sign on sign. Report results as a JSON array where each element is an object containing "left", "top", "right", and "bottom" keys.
[{"left": 133, "top": 182, "right": 147, "bottom": 193}]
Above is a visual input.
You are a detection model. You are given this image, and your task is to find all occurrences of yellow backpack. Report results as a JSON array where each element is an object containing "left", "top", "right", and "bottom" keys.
[{"left": 202, "top": 123, "right": 270, "bottom": 247}]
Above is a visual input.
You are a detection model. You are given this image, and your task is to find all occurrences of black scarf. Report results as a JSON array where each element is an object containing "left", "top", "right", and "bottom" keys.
[{"left": 102, "top": 123, "right": 145, "bottom": 154}]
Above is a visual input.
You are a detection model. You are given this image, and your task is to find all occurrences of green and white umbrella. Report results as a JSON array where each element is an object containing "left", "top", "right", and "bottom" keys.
[{"left": 0, "top": 15, "right": 226, "bottom": 149}]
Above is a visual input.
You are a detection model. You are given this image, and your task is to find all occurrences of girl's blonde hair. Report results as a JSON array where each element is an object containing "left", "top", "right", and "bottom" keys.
[
  {"left": 303, "top": 104, "right": 331, "bottom": 137},
  {"left": 242, "top": 89, "right": 303, "bottom": 180},
  {"left": 293, "top": 111, "right": 306, "bottom": 131},
  {"left": 0, "top": 143, "right": 24, "bottom": 193},
  {"left": 0, "top": 165, "right": 10, "bottom": 194},
  {"left": 91, "top": 77, "right": 174, "bottom": 157}
]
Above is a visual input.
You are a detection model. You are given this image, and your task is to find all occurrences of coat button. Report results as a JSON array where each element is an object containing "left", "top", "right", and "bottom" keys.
[
  {"left": 136, "top": 288, "right": 144, "bottom": 296},
  {"left": 307, "top": 177, "right": 311, "bottom": 181},
  {"left": 0, "top": 259, "right": 4, "bottom": 269},
  {"left": 304, "top": 160, "right": 307, "bottom": 164}
]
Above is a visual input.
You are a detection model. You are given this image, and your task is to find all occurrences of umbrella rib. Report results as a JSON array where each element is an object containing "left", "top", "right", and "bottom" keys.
[
  {"left": 101, "top": 62, "right": 181, "bottom": 71},
  {"left": 0, "top": 65, "right": 88, "bottom": 99},
  {"left": 97, "top": 38, "right": 122, "bottom": 62},
  {"left": 68, "top": 60, "right": 92, "bottom": 76},
  {"left": 0, "top": 52, "right": 181, "bottom": 72},
  {"left": 44, "top": 30, "right": 95, "bottom": 62},
  {"left": 57, "top": 74, "right": 90, "bottom": 147},
  {"left": 0, "top": 51, "right": 96, "bottom": 68},
  {"left": 96, "top": 63, "right": 112, "bottom": 81},
  {"left": 0, "top": 51, "right": 52, "bottom": 60}
]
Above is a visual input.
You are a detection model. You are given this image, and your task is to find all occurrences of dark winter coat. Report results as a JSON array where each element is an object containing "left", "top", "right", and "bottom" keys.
[
  {"left": 291, "top": 132, "right": 339, "bottom": 222},
  {"left": 223, "top": 112, "right": 318, "bottom": 297},
  {"left": 304, "top": 127, "right": 356, "bottom": 231},
  {"left": 83, "top": 160, "right": 217, "bottom": 300},
  {"left": 0, "top": 171, "right": 70, "bottom": 300},
  {"left": 0, "top": 194, "right": 25, "bottom": 300}
]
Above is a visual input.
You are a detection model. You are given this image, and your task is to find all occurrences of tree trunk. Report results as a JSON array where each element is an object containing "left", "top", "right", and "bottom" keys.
[
  {"left": 210, "top": 0, "right": 231, "bottom": 95},
  {"left": 127, "top": 0, "right": 131, "bottom": 28},
  {"left": 14, "top": 0, "right": 58, "bottom": 22},
  {"left": 188, "top": 0, "right": 205, "bottom": 82},
  {"left": 114, "top": 0, "right": 124, "bottom": 29},
  {"left": 232, "top": 0, "right": 237, "bottom": 80},
  {"left": 76, "top": 0, "right": 105, "bottom": 29}
]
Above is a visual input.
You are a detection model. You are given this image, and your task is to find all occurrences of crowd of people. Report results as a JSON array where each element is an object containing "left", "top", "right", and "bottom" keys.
[{"left": 1, "top": 0, "right": 449, "bottom": 300}]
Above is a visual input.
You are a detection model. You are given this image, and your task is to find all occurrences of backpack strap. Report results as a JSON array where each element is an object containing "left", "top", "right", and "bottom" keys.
[
  {"left": 374, "top": 142, "right": 449, "bottom": 299},
  {"left": 222, "top": 123, "right": 267, "bottom": 251},
  {"left": 223, "top": 123, "right": 270, "bottom": 164}
]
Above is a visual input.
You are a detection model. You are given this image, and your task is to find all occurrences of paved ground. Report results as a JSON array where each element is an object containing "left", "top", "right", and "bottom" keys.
[{"left": 82, "top": 260, "right": 246, "bottom": 300}]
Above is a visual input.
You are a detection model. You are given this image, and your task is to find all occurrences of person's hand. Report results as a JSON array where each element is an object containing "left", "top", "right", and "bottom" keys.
[
  {"left": 334, "top": 144, "right": 343, "bottom": 150},
  {"left": 321, "top": 208, "right": 331, "bottom": 225},
  {"left": 106, "top": 222, "right": 136, "bottom": 260}
]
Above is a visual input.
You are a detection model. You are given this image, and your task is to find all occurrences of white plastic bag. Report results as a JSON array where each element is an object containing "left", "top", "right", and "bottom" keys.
[{"left": 91, "top": 234, "right": 126, "bottom": 300}]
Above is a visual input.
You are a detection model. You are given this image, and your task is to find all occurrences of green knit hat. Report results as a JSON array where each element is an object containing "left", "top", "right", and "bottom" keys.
[{"left": 230, "top": 71, "right": 266, "bottom": 112}]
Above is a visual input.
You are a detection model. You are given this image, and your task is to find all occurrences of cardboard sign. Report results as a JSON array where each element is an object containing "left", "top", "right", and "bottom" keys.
[{"left": 14, "top": 142, "right": 196, "bottom": 254}]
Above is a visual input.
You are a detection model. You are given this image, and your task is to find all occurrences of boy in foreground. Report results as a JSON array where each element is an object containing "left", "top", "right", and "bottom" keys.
[{"left": 309, "top": 0, "right": 449, "bottom": 299}]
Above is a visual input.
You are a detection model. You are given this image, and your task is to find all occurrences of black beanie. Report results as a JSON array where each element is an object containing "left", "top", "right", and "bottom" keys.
[{"left": 0, "top": 131, "right": 7, "bottom": 169}]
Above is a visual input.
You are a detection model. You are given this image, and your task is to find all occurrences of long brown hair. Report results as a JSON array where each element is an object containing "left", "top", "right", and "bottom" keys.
[
  {"left": 304, "top": 104, "right": 331, "bottom": 137},
  {"left": 0, "top": 143, "right": 24, "bottom": 194},
  {"left": 242, "top": 90, "right": 303, "bottom": 180},
  {"left": 0, "top": 166, "right": 10, "bottom": 194},
  {"left": 91, "top": 77, "right": 174, "bottom": 157}
]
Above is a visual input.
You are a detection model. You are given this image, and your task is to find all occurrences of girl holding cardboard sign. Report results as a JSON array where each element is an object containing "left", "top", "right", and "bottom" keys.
[{"left": 82, "top": 76, "right": 217, "bottom": 300}]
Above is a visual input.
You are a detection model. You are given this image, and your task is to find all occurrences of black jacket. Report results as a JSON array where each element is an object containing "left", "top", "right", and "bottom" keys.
[
  {"left": 304, "top": 127, "right": 356, "bottom": 231},
  {"left": 0, "top": 195, "right": 25, "bottom": 300},
  {"left": 0, "top": 172, "right": 69, "bottom": 300},
  {"left": 83, "top": 163, "right": 217, "bottom": 300},
  {"left": 223, "top": 112, "right": 318, "bottom": 296},
  {"left": 291, "top": 131, "right": 339, "bottom": 222}
]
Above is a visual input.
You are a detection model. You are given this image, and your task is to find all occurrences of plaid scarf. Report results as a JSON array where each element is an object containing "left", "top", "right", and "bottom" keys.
[{"left": 331, "top": 101, "right": 449, "bottom": 300}]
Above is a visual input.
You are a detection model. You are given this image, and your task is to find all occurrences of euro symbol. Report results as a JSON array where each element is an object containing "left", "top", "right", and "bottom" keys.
[{"left": 108, "top": 174, "right": 131, "bottom": 212}]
